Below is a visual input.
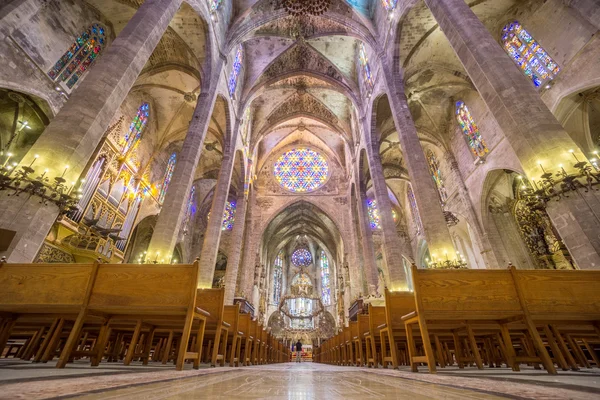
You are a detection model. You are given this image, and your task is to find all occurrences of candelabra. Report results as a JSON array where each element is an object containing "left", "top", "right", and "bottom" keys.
[
  {"left": 0, "top": 156, "right": 82, "bottom": 215},
  {"left": 426, "top": 252, "right": 468, "bottom": 269},
  {"left": 518, "top": 150, "right": 600, "bottom": 209}
]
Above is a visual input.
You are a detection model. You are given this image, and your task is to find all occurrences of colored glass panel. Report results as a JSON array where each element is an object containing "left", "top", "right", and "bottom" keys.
[
  {"left": 158, "top": 153, "right": 176, "bottom": 204},
  {"left": 502, "top": 21, "right": 560, "bottom": 88},
  {"left": 381, "top": 0, "right": 398, "bottom": 11},
  {"left": 273, "top": 148, "right": 328, "bottom": 193},
  {"left": 222, "top": 201, "right": 236, "bottom": 231},
  {"left": 228, "top": 46, "right": 243, "bottom": 97},
  {"left": 320, "top": 250, "right": 331, "bottom": 306},
  {"left": 48, "top": 24, "right": 106, "bottom": 89},
  {"left": 367, "top": 199, "right": 398, "bottom": 230},
  {"left": 122, "top": 103, "right": 150, "bottom": 154},
  {"left": 210, "top": 0, "right": 223, "bottom": 12},
  {"left": 456, "top": 101, "right": 488, "bottom": 158},
  {"left": 273, "top": 251, "right": 283, "bottom": 305},
  {"left": 408, "top": 185, "right": 423, "bottom": 235},
  {"left": 426, "top": 150, "right": 448, "bottom": 204},
  {"left": 292, "top": 248, "right": 312, "bottom": 267},
  {"left": 183, "top": 185, "right": 196, "bottom": 230},
  {"left": 358, "top": 42, "right": 374, "bottom": 94}
]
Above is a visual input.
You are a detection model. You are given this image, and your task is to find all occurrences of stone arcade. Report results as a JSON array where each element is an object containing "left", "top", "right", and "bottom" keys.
[{"left": 0, "top": 0, "right": 600, "bottom": 398}]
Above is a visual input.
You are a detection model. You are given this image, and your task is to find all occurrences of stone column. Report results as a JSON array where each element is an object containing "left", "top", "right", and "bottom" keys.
[
  {"left": 444, "top": 152, "right": 499, "bottom": 269},
  {"left": 363, "top": 121, "right": 408, "bottom": 290},
  {"left": 379, "top": 62, "right": 456, "bottom": 262},
  {"left": 564, "top": 0, "right": 600, "bottom": 31},
  {"left": 357, "top": 181, "right": 379, "bottom": 295},
  {"left": 424, "top": 0, "right": 600, "bottom": 268},
  {"left": 224, "top": 190, "right": 247, "bottom": 304},
  {"left": 240, "top": 188, "right": 259, "bottom": 302},
  {"left": 0, "top": 0, "right": 183, "bottom": 262},
  {"left": 146, "top": 73, "right": 222, "bottom": 260},
  {"left": 197, "top": 145, "right": 236, "bottom": 288}
]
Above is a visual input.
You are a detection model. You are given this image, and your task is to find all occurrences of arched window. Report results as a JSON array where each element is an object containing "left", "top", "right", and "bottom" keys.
[
  {"left": 426, "top": 150, "right": 448, "bottom": 204},
  {"left": 381, "top": 0, "right": 398, "bottom": 11},
  {"left": 502, "top": 21, "right": 560, "bottom": 88},
  {"left": 358, "top": 42, "right": 374, "bottom": 95},
  {"left": 407, "top": 185, "right": 423, "bottom": 235},
  {"left": 210, "top": 0, "right": 223, "bottom": 12},
  {"left": 367, "top": 199, "right": 398, "bottom": 230},
  {"left": 273, "top": 251, "right": 283, "bottom": 305},
  {"left": 122, "top": 103, "right": 150, "bottom": 154},
  {"left": 183, "top": 185, "right": 196, "bottom": 232},
  {"left": 228, "top": 46, "right": 243, "bottom": 97},
  {"left": 320, "top": 250, "right": 331, "bottom": 306},
  {"left": 456, "top": 101, "right": 488, "bottom": 158},
  {"left": 222, "top": 201, "right": 236, "bottom": 231},
  {"left": 47, "top": 24, "right": 106, "bottom": 91},
  {"left": 158, "top": 153, "right": 176, "bottom": 204}
]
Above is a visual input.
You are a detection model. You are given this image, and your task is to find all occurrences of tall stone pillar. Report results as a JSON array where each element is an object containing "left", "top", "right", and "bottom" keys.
[
  {"left": 380, "top": 62, "right": 456, "bottom": 262},
  {"left": 240, "top": 187, "right": 259, "bottom": 302},
  {"left": 146, "top": 73, "right": 222, "bottom": 260},
  {"left": 443, "top": 152, "right": 498, "bottom": 269},
  {"left": 564, "top": 0, "right": 600, "bottom": 31},
  {"left": 363, "top": 119, "right": 408, "bottom": 289},
  {"left": 197, "top": 146, "right": 236, "bottom": 288},
  {"left": 424, "top": 0, "right": 600, "bottom": 268},
  {"left": 0, "top": 0, "right": 183, "bottom": 262},
  {"left": 224, "top": 190, "right": 247, "bottom": 304},
  {"left": 357, "top": 181, "right": 379, "bottom": 295}
]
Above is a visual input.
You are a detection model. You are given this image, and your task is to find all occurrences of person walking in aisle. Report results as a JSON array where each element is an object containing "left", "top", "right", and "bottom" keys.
[{"left": 295, "top": 340, "right": 302, "bottom": 363}]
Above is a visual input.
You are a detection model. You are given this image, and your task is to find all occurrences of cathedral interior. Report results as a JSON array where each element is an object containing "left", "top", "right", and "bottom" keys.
[{"left": 1, "top": 0, "right": 600, "bottom": 398}]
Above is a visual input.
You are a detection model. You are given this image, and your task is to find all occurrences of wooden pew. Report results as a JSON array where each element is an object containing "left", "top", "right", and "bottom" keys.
[
  {"left": 223, "top": 303, "right": 242, "bottom": 367},
  {"left": 196, "top": 288, "right": 229, "bottom": 367},
  {"left": 353, "top": 314, "right": 370, "bottom": 366},
  {"left": 380, "top": 289, "right": 416, "bottom": 369},
  {"left": 402, "top": 265, "right": 556, "bottom": 374},
  {"left": 238, "top": 313, "right": 254, "bottom": 366},
  {"left": 0, "top": 262, "right": 101, "bottom": 361},
  {"left": 364, "top": 305, "right": 386, "bottom": 368},
  {"left": 70, "top": 262, "right": 208, "bottom": 370}
]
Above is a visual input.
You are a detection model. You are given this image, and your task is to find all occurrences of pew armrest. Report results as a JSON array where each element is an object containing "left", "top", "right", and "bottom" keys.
[
  {"left": 195, "top": 307, "right": 210, "bottom": 317},
  {"left": 401, "top": 311, "right": 417, "bottom": 321},
  {"left": 222, "top": 321, "right": 231, "bottom": 328},
  {"left": 377, "top": 323, "right": 387, "bottom": 330}
]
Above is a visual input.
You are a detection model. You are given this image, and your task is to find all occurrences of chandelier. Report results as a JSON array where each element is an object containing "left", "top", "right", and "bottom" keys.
[{"left": 282, "top": 0, "right": 331, "bottom": 16}]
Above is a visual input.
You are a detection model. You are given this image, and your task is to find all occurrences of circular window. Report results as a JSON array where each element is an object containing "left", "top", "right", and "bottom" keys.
[
  {"left": 273, "top": 148, "right": 328, "bottom": 193},
  {"left": 292, "top": 248, "right": 312, "bottom": 266}
]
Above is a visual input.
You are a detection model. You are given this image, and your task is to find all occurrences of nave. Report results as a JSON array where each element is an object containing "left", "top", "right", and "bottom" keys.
[{"left": 0, "top": 360, "right": 598, "bottom": 399}]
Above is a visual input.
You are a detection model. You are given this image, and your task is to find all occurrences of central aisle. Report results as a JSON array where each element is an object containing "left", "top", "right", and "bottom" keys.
[{"left": 71, "top": 363, "right": 506, "bottom": 399}]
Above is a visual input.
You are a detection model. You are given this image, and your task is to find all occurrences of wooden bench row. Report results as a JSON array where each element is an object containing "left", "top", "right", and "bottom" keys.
[
  {"left": 313, "top": 266, "right": 600, "bottom": 374},
  {"left": 0, "top": 261, "right": 289, "bottom": 369}
]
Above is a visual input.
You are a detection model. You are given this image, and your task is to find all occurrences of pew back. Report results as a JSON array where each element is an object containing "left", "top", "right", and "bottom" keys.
[
  {"left": 413, "top": 266, "right": 522, "bottom": 320},
  {"left": 0, "top": 264, "right": 96, "bottom": 312},
  {"left": 384, "top": 289, "right": 415, "bottom": 330},
  {"left": 88, "top": 264, "right": 197, "bottom": 314},
  {"left": 513, "top": 269, "right": 600, "bottom": 320},
  {"left": 196, "top": 288, "right": 226, "bottom": 322}
]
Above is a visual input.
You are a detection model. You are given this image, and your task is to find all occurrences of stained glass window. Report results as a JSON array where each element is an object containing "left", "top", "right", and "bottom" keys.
[
  {"left": 408, "top": 185, "right": 423, "bottom": 235},
  {"left": 367, "top": 199, "right": 398, "bottom": 230},
  {"left": 274, "top": 148, "right": 328, "bottom": 193},
  {"left": 381, "top": 0, "right": 398, "bottom": 11},
  {"left": 320, "top": 250, "right": 331, "bottom": 306},
  {"left": 358, "top": 42, "right": 374, "bottom": 94},
  {"left": 292, "top": 248, "right": 312, "bottom": 267},
  {"left": 228, "top": 46, "right": 243, "bottom": 97},
  {"left": 48, "top": 24, "right": 106, "bottom": 90},
  {"left": 209, "top": 0, "right": 223, "bottom": 12},
  {"left": 426, "top": 150, "right": 448, "bottom": 204},
  {"left": 222, "top": 201, "right": 236, "bottom": 231},
  {"left": 122, "top": 103, "right": 150, "bottom": 154},
  {"left": 158, "top": 153, "right": 176, "bottom": 204},
  {"left": 183, "top": 185, "right": 196, "bottom": 231},
  {"left": 456, "top": 101, "right": 488, "bottom": 158},
  {"left": 273, "top": 251, "right": 283, "bottom": 305},
  {"left": 502, "top": 21, "right": 560, "bottom": 88}
]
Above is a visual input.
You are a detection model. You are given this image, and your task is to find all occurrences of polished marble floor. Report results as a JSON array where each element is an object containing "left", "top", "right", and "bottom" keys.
[
  {"left": 71, "top": 363, "right": 506, "bottom": 400},
  {"left": 1, "top": 360, "right": 599, "bottom": 399}
]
